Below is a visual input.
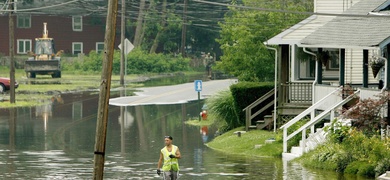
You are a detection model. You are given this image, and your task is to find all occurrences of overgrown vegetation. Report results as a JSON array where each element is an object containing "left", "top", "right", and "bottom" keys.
[
  {"left": 206, "top": 82, "right": 273, "bottom": 132},
  {"left": 298, "top": 92, "right": 390, "bottom": 178},
  {"left": 205, "top": 81, "right": 274, "bottom": 132},
  {"left": 206, "top": 90, "right": 239, "bottom": 132},
  {"left": 274, "top": 118, "right": 310, "bottom": 151},
  {"left": 216, "top": 0, "right": 313, "bottom": 81},
  {"left": 340, "top": 92, "right": 389, "bottom": 137},
  {"left": 299, "top": 128, "right": 390, "bottom": 178},
  {"left": 62, "top": 49, "right": 191, "bottom": 74},
  {"left": 230, "top": 81, "right": 274, "bottom": 124}
]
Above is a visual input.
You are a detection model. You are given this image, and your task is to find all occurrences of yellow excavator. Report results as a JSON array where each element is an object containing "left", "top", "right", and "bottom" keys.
[{"left": 25, "top": 22, "right": 63, "bottom": 78}]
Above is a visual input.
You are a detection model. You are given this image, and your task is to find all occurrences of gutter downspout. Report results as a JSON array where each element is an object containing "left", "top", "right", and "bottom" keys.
[
  {"left": 379, "top": 56, "right": 387, "bottom": 139},
  {"left": 265, "top": 43, "right": 278, "bottom": 133},
  {"left": 303, "top": 48, "right": 317, "bottom": 104},
  {"left": 380, "top": 56, "right": 387, "bottom": 92}
]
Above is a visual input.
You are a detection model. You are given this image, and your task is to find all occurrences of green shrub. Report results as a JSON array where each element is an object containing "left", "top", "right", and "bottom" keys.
[
  {"left": 206, "top": 81, "right": 274, "bottom": 132},
  {"left": 299, "top": 142, "right": 357, "bottom": 173},
  {"left": 230, "top": 81, "right": 274, "bottom": 125},
  {"left": 327, "top": 149, "right": 353, "bottom": 172},
  {"left": 62, "top": 49, "right": 191, "bottom": 74},
  {"left": 356, "top": 161, "right": 375, "bottom": 177},
  {"left": 300, "top": 144, "right": 341, "bottom": 170},
  {"left": 206, "top": 90, "right": 240, "bottom": 132},
  {"left": 344, "top": 161, "right": 361, "bottom": 174},
  {"left": 375, "top": 158, "right": 390, "bottom": 177},
  {"left": 286, "top": 118, "right": 310, "bottom": 151},
  {"left": 301, "top": 126, "right": 390, "bottom": 178},
  {"left": 325, "top": 119, "right": 352, "bottom": 144}
]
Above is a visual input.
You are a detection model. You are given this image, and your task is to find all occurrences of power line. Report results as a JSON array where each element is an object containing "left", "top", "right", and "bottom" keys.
[
  {"left": 0, "top": 0, "right": 80, "bottom": 12},
  {"left": 193, "top": 0, "right": 390, "bottom": 18}
]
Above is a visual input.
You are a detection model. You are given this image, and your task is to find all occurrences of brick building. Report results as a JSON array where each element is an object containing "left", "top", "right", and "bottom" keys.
[{"left": 0, "top": 14, "right": 120, "bottom": 56}]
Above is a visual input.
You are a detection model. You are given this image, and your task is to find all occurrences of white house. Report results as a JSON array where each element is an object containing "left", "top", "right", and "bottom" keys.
[{"left": 265, "top": 0, "right": 390, "bottom": 158}]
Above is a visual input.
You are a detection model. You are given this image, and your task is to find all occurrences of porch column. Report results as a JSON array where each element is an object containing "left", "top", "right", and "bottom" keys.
[
  {"left": 363, "top": 49, "right": 368, "bottom": 88},
  {"left": 317, "top": 48, "right": 323, "bottom": 84},
  {"left": 386, "top": 44, "right": 390, "bottom": 89},
  {"left": 340, "top": 49, "right": 345, "bottom": 86}
]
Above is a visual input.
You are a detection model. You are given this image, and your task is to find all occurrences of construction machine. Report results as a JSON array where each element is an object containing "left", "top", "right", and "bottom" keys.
[{"left": 25, "top": 22, "right": 63, "bottom": 78}]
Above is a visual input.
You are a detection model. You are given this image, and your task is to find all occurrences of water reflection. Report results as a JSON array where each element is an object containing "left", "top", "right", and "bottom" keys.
[{"left": 0, "top": 91, "right": 374, "bottom": 179}]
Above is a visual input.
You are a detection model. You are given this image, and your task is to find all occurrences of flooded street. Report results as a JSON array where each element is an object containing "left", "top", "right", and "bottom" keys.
[{"left": 0, "top": 76, "right": 371, "bottom": 179}]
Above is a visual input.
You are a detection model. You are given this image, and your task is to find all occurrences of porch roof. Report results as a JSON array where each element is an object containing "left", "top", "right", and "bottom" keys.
[
  {"left": 265, "top": 15, "right": 336, "bottom": 45},
  {"left": 300, "top": 0, "right": 390, "bottom": 49}
]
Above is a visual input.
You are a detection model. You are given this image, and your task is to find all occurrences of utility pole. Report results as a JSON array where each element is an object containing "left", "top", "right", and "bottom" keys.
[
  {"left": 93, "top": 0, "right": 118, "bottom": 179},
  {"left": 9, "top": 0, "right": 15, "bottom": 103},
  {"left": 120, "top": 0, "right": 125, "bottom": 86},
  {"left": 180, "top": 0, "right": 188, "bottom": 57}
]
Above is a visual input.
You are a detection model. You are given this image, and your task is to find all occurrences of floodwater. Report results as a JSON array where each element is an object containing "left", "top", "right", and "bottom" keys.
[{"left": 0, "top": 75, "right": 373, "bottom": 179}]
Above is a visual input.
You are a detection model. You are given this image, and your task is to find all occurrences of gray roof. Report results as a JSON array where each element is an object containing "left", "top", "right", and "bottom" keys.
[
  {"left": 300, "top": 0, "right": 390, "bottom": 49},
  {"left": 0, "top": 0, "right": 108, "bottom": 16}
]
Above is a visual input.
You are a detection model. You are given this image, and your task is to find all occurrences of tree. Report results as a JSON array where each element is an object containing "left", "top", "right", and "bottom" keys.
[
  {"left": 216, "top": 0, "right": 312, "bottom": 82},
  {"left": 133, "top": 0, "right": 146, "bottom": 47},
  {"left": 341, "top": 92, "right": 390, "bottom": 137},
  {"left": 149, "top": 0, "right": 167, "bottom": 53}
]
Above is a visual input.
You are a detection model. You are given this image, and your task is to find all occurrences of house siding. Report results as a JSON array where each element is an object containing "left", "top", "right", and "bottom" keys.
[
  {"left": 344, "top": 49, "right": 379, "bottom": 85},
  {"left": 315, "top": 0, "right": 359, "bottom": 13},
  {"left": 0, "top": 15, "right": 120, "bottom": 56}
]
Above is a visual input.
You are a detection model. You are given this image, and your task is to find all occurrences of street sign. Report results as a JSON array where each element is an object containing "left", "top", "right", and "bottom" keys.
[
  {"left": 118, "top": 38, "right": 134, "bottom": 54},
  {"left": 194, "top": 80, "right": 202, "bottom": 92}
]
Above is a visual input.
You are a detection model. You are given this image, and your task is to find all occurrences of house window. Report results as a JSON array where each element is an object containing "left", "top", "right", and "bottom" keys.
[
  {"left": 326, "top": 50, "right": 340, "bottom": 70},
  {"left": 72, "top": 42, "right": 83, "bottom": 55},
  {"left": 17, "top": 15, "right": 31, "bottom": 28},
  {"left": 17, "top": 39, "right": 32, "bottom": 54},
  {"left": 72, "top": 16, "right": 82, "bottom": 31},
  {"left": 96, "top": 42, "right": 104, "bottom": 53}
]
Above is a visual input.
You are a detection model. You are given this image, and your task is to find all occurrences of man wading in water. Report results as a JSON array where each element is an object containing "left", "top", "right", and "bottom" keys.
[{"left": 157, "top": 135, "right": 181, "bottom": 179}]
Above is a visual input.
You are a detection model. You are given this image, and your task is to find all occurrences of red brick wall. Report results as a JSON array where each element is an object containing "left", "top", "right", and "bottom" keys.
[{"left": 0, "top": 15, "right": 121, "bottom": 56}]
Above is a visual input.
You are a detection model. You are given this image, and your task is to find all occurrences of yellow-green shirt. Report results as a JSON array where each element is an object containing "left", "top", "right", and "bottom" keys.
[{"left": 161, "top": 145, "right": 179, "bottom": 171}]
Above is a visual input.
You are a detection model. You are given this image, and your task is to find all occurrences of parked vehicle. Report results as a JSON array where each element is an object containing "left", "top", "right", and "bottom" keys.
[
  {"left": 0, "top": 77, "right": 19, "bottom": 93},
  {"left": 25, "top": 22, "right": 62, "bottom": 78}
]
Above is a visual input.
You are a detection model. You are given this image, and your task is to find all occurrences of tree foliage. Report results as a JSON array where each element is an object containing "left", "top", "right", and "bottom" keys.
[
  {"left": 216, "top": 0, "right": 312, "bottom": 82},
  {"left": 62, "top": 49, "right": 191, "bottom": 74},
  {"left": 341, "top": 92, "right": 390, "bottom": 137}
]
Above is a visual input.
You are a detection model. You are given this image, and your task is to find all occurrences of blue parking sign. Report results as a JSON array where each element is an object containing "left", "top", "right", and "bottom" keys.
[{"left": 194, "top": 80, "right": 202, "bottom": 92}]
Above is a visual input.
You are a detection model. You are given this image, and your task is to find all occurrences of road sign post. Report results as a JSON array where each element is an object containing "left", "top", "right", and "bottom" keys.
[
  {"left": 118, "top": 38, "right": 134, "bottom": 96},
  {"left": 194, "top": 80, "right": 202, "bottom": 121}
]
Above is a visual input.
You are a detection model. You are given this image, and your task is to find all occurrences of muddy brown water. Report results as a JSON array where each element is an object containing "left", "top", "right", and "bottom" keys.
[{"left": 0, "top": 75, "right": 372, "bottom": 179}]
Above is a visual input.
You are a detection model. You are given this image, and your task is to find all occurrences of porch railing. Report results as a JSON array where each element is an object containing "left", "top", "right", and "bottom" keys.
[
  {"left": 280, "top": 82, "right": 312, "bottom": 105},
  {"left": 243, "top": 88, "right": 275, "bottom": 131},
  {"left": 280, "top": 87, "right": 360, "bottom": 153}
]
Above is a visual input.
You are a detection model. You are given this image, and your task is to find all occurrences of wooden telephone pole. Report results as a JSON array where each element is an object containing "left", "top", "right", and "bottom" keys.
[
  {"left": 120, "top": 0, "right": 125, "bottom": 86},
  {"left": 9, "top": 0, "right": 15, "bottom": 103},
  {"left": 93, "top": 0, "right": 118, "bottom": 179}
]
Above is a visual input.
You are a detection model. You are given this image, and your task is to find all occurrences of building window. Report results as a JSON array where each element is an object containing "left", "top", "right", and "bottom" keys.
[
  {"left": 17, "top": 15, "right": 31, "bottom": 28},
  {"left": 17, "top": 39, "right": 32, "bottom": 54},
  {"left": 72, "top": 16, "right": 82, "bottom": 31},
  {"left": 72, "top": 42, "right": 83, "bottom": 55},
  {"left": 325, "top": 50, "right": 340, "bottom": 70},
  {"left": 96, "top": 42, "right": 104, "bottom": 53}
]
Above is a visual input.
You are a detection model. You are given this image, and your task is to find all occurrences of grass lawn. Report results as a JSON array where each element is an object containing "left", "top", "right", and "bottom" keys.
[
  {"left": 0, "top": 68, "right": 156, "bottom": 107},
  {"left": 206, "top": 127, "right": 283, "bottom": 157},
  {"left": 185, "top": 119, "right": 214, "bottom": 126}
]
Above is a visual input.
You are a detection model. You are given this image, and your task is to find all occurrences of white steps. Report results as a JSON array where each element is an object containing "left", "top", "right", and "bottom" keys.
[
  {"left": 282, "top": 125, "right": 329, "bottom": 160},
  {"left": 379, "top": 171, "right": 390, "bottom": 180}
]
